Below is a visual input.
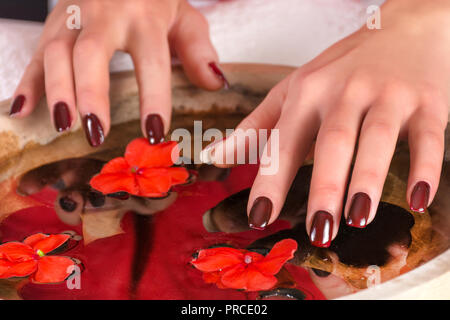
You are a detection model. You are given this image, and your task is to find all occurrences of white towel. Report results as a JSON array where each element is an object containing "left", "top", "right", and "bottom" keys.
[{"left": 0, "top": 0, "right": 384, "bottom": 102}]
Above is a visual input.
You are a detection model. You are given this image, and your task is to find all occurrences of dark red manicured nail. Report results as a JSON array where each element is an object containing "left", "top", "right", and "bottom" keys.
[
  {"left": 347, "top": 192, "right": 371, "bottom": 228},
  {"left": 9, "top": 95, "right": 25, "bottom": 116},
  {"left": 310, "top": 211, "right": 333, "bottom": 248},
  {"left": 248, "top": 196, "right": 272, "bottom": 230},
  {"left": 208, "top": 62, "right": 230, "bottom": 89},
  {"left": 410, "top": 181, "right": 430, "bottom": 213},
  {"left": 83, "top": 113, "right": 105, "bottom": 147},
  {"left": 59, "top": 196, "right": 77, "bottom": 212},
  {"left": 145, "top": 114, "right": 165, "bottom": 145},
  {"left": 53, "top": 102, "right": 72, "bottom": 132}
]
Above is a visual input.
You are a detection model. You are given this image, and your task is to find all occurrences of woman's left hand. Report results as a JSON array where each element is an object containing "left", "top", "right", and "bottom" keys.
[{"left": 206, "top": 0, "right": 450, "bottom": 247}]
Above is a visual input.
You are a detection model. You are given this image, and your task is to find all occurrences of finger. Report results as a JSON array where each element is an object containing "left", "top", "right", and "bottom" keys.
[
  {"left": 73, "top": 30, "right": 119, "bottom": 147},
  {"left": 344, "top": 87, "right": 411, "bottom": 229},
  {"left": 306, "top": 79, "right": 375, "bottom": 247},
  {"left": 9, "top": 52, "right": 45, "bottom": 118},
  {"left": 246, "top": 88, "right": 320, "bottom": 230},
  {"left": 9, "top": 7, "right": 77, "bottom": 118},
  {"left": 201, "top": 78, "right": 288, "bottom": 166},
  {"left": 43, "top": 35, "right": 78, "bottom": 132},
  {"left": 170, "top": 2, "right": 225, "bottom": 90},
  {"left": 407, "top": 96, "right": 447, "bottom": 213},
  {"left": 128, "top": 24, "right": 171, "bottom": 144}
]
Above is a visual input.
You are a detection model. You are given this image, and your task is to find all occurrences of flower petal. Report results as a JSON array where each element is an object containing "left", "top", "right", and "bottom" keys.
[
  {"left": 99, "top": 157, "right": 129, "bottom": 174},
  {"left": 90, "top": 172, "right": 139, "bottom": 195},
  {"left": 136, "top": 168, "right": 172, "bottom": 197},
  {"left": 221, "top": 265, "right": 277, "bottom": 291},
  {"left": 191, "top": 247, "right": 244, "bottom": 272},
  {"left": 166, "top": 167, "right": 189, "bottom": 185},
  {"left": 0, "top": 242, "right": 34, "bottom": 262},
  {"left": 125, "top": 139, "right": 179, "bottom": 168},
  {"left": 22, "top": 233, "right": 48, "bottom": 247},
  {"left": 0, "top": 259, "right": 37, "bottom": 279},
  {"left": 253, "top": 239, "right": 297, "bottom": 275},
  {"left": 32, "top": 256, "right": 75, "bottom": 283},
  {"left": 203, "top": 272, "right": 227, "bottom": 289},
  {"left": 27, "top": 234, "right": 70, "bottom": 254}
]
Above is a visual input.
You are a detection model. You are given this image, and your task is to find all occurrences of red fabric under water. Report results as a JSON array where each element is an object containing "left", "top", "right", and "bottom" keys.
[{"left": 0, "top": 164, "right": 325, "bottom": 300}]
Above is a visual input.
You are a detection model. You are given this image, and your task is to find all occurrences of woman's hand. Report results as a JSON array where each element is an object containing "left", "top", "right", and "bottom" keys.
[
  {"left": 9, "top": 0, "right": 226, "bottom": 146},
  {"left": 208, "top": 0, "right": 450, "bottom": 247}
]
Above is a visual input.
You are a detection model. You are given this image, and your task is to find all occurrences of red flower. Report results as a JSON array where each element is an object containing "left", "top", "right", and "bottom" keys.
[
  {"left": 191, "top": 239, "right": 297, "bottom": 291},
  {"left": 0, "top": 233, "right": 75, "bottom": 283},
  {"left": 90, "top": 138, "right": 189, "bottom": 198}
]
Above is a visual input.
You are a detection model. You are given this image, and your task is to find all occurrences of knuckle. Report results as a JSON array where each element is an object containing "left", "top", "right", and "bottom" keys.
[
  {"left": 81, "top": 0, "right": 102, "bottom": 13},
  {"left": 288, "top": 71, "right": 325, "bottom": 106},
  {"left": 44, "top": 39, "right": 72, "bottom": 57},
  {"left": 362, "top": 118, "right": 395, "bottom": 139},
  {"left": 380, "top": 80, "right": 414, "bottom": 102},
  {"left": 418, "top": 129, "right": 444, "bottom": 148},
  {"left": 340, "top": 76, "right": 371, "bottom": 105},
  {"left": 73, "top": 37, "right": 101, "bottom": 57},
  {"left": 295, "top": 72, "right": 322, "bottom": 93},
  {"left": 137, "top": 52, "right": 170, "bottom": 71},
  {"left": 319, "top": 125, "right": 354, "bottom": 146},
  {"left": 278, "top": 144, "right": 296, "bottom": 160},
  {"left": 420, "top": 87, "right": 449, "bottom": 121}
]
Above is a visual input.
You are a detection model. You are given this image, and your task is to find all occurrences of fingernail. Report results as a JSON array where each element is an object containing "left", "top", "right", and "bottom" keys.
[
  {"left": 59, "top": 196, "right": 77, "bottom": 212},
  {"left": 83, "top": 113, "right": 105, "bottom": 147},
  {"left": 310, "top": 211, "right": 333, "bottom": 248},
  {"left": 346, "top": 192, "right": 371, "bottom": 228},
  {"left": 9, "top": 95, "right": 25, "bottom": 116},
  {"left": 53, "top": 102, "right": 72, "bottom": 132},
  {"left": 410, "top": 181, "right": 430, "bottom": 213},
  {"left": 248, "top": 196, "right": 272, "bottom": 230},
  {"left": 145, "top": 114, "right": 165, "bottom": 145},
  {"left": 208, "top": 62, "right": 230, "bottom": 90}
]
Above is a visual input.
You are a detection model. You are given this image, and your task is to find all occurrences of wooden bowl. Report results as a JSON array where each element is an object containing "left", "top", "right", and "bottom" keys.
[{"left": 0, "top": 64, "right": 448, "bottom": 299}]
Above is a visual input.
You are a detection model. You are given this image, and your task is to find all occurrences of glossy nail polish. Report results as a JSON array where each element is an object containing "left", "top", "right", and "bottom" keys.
[
  {"left": 145, "top": 114, "right": 165, "bottom": 145},
  {"left": 310, "top": 211, "right": 333, "bottom": 248},
  {"left": 59, "top": 196, "right": 77, "bottom": 212},
  {"left": 410, "top": 181, "right": 430, "bottom": 213},
  {"left": 248, "top": 197, "right": 272, "bottom": 230},
  {"left": 53, "top": 102, "right": 72, "bottom": 132},
  {"left": 347, "top": 192, "right": 371, "bottom": 228},
  {"left": 83, "top": 113, "right": 105, "bottom": 147},
  {"left": 9, "top": 95, "right": 25, "bottom": 116},
  {"left": 208, "top": 62, "right": 230, "bottom": 89}
]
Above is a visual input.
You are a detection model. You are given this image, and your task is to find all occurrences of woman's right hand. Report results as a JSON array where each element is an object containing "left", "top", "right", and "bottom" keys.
[{"left": 9, "top": 0, "right": 227, "bottom": 146}]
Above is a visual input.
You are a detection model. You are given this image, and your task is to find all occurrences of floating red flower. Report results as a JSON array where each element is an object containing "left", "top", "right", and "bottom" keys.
[
  {"left": 0, "top": 233, "right": 75, "bottom": 283},
  {"left": 90, "top": 138, "right": 189, "bottom": 198},
  {"left": 191, "top": 239, "right": 297, "bottom": 291}
]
